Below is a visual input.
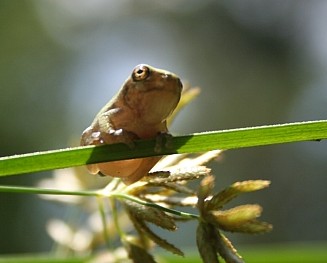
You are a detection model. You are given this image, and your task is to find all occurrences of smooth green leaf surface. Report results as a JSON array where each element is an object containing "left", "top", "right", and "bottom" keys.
[{"left": 0, "top": 120, "right": 326, "bottom": 177}]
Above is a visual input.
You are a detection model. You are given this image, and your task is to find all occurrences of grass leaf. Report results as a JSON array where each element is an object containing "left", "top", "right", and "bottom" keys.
[{"left": 0, "top": 120, "right": 326, "bottom": 177}]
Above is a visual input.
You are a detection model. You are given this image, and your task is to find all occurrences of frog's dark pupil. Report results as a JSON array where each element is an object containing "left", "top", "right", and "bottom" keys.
[{"left": 137, "top": 69, "right": 143, "bottom": 75}]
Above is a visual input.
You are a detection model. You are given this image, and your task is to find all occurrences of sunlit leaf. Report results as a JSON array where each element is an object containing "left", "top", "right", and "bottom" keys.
[
  {"left": 208, "top": 205, "right": 263, "bottom": 231},
  {"left": 206, "top": 180, "right": 270, "bottom": 210}
]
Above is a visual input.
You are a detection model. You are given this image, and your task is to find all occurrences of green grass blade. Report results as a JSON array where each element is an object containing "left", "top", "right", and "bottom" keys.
[
  {"left": 0, "top": 185, "right": 97, "bottom": 197},
  {"left": 0, "top": 120, "right": 326, "bottom": 177}
]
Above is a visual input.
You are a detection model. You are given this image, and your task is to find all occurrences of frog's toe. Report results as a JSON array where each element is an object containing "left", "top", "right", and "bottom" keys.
[{"left": 154, "top": 132, "right": 173, "bottom": 153}]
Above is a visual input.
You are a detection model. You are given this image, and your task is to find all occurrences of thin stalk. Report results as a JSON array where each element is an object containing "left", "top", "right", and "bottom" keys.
[
  {"left": 0, "top": 185, "right": 98, "bottom": 197},
  {"left": 110, "top": 199, "right": 124, "bottom": 238},
  {"left": 97, "top": 197, "right": 111, "bottom": 248}
]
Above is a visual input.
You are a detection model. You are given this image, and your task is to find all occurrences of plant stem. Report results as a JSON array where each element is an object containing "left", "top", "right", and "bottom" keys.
[
  {"left": 97, "top": 197, "right": 111, "bottom": 248},
  {"left": 0, "top": 185, "right": 98, "bottom": 196}
]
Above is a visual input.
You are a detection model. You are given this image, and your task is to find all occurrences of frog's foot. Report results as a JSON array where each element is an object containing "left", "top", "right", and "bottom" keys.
[
  {"left": 154, "top": 132, "right": 173, "bottom": 153},
  {"left": 81, "top": 127, "right": 102, "bottom": 146},
  {"left": 102, "top": 128, "right": 139, "bottom": 149}
]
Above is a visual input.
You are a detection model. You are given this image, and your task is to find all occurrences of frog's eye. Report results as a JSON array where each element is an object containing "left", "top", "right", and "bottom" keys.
[{"left": 132, "top": 64, "right": 150, "bottom": 81}]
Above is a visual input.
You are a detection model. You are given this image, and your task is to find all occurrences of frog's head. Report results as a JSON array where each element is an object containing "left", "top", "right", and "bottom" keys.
[{"left": 123, "top": 64, "right": 183, "bottom": 124}]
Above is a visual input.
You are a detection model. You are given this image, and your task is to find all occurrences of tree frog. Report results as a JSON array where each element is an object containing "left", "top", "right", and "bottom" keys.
[{"left": 81, "top": 64, "right": 183, "bottom": 184}]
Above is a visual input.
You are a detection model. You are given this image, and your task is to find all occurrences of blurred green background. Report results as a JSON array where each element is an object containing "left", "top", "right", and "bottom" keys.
[{"left": 0, "top": 0, "right": 326, "bottom": 256}]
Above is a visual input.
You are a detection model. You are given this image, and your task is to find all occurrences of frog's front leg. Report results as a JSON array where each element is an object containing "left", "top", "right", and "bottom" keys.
[
  {"left": 81, "top": 106, "right": 138, "bottom": 145},
  {"left": 81, "top": 126, "right": 161, "bottom": 184},
  {"left": 81, "top": 119, "right": 141, "bottom": 176},
  {"left": 80, "top": 126, "right": 138, "bottom": 147},
  {"left": 154, "top": 132, "right": 173, "bottom": 153}
]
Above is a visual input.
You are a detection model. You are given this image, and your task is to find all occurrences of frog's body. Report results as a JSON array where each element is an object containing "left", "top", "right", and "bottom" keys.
[{"left": 81, "top": 64, "right": 183, "bottom": 184}]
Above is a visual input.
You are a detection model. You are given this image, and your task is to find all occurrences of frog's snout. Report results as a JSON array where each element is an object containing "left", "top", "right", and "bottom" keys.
[
  {"left": 176, "top": 77, "right": 183, "bottom": 89},
  {"left": 172, "top": 76, "right": 183, "bottom": 93},
  {"left": 161, "top": 72, "right": 183, "bottom": 90}
]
